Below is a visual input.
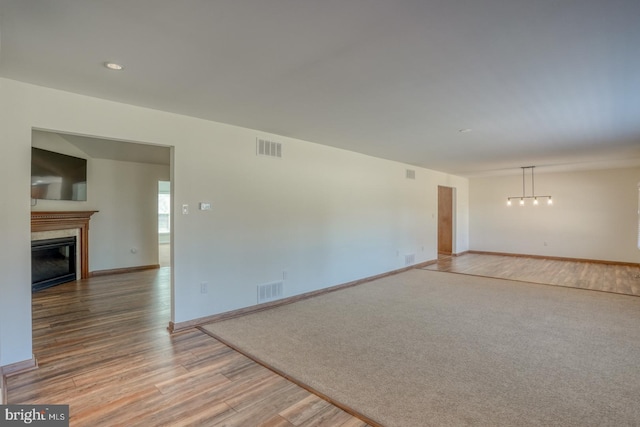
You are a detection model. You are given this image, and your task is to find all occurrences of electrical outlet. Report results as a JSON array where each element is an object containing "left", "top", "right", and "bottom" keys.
[{"left": 200, "top": 282, "right": 208, "bottom": 294}]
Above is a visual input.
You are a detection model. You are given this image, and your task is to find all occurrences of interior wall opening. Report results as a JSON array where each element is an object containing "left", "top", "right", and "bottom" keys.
[
  {"left": 158, "top": 180, "right": 171, "bottom": 267},
  {"left": 29, "top": 129, "right": 174, "bottom": 357}
]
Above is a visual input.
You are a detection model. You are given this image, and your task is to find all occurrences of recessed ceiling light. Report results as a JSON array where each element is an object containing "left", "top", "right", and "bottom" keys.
[
  {"left": 104, "top": 62, "right": 124, "bottom": 70},
  {"left": 458, "top": 128, "right": 472, "bottom": 133}
]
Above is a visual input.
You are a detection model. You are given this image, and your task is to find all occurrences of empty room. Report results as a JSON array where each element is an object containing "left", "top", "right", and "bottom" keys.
[{"left": 1, "top": 1, "right": 639, "bottom": 426}]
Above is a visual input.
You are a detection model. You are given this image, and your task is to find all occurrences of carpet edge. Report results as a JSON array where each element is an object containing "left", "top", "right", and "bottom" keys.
[{"left": 197, "top": 326, "right": 384, "bottom": 427}]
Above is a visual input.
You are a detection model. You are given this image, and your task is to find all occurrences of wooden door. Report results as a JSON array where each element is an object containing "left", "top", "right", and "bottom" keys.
[{"left": 438, "top": 186, "right": 453, "bottom": 255}]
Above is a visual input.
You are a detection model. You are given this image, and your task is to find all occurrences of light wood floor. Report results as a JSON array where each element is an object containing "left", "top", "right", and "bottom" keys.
[
  {"left": 7, "top": 268, "right": 368, "bottom": 427},
  {"left": 425, "top": 253, "right": 640, "bottom": 296}
]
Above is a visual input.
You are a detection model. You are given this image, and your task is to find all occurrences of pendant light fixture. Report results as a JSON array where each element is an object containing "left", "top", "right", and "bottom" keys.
[{"left": 506, "top": 166, "right": 552, "bottom": 206}]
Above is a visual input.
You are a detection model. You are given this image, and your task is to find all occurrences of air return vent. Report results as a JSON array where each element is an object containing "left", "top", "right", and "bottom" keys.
[
  {"left": 405, "top": 254, "right": 416, "bottom": 266},
  {"left": 257, "top": 138, "right": 282, "bottom": 158},
  {"left": 406, "top": 169, "right": 416, "bottom": 179},
  {"left": 257, "top": 281, "right": 284, "bottom": 304}
]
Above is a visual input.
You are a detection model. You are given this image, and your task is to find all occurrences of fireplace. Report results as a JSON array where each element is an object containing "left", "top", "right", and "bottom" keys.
[
  {"left": 31, "top": 211, "right": 98, "bottom": 289},
  {"left": 32, "top": 236, "right": 77, "bottom": 291}
]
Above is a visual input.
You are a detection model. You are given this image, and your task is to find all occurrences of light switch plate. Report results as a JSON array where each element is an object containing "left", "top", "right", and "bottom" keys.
[{"left": 182, "top": 204, "right": 189, "bottom": 215}]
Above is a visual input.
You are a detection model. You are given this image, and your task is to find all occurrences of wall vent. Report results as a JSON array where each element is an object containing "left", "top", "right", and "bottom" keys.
[
  {"left": 406, "top": 169, "right": 416, "bottom": 179},
  {"left": 257, "top": 281, "right": 284, "bottom": 304},
  {"left": 257, "top": 138, "right": 282, "bottom": 158},
  {"left": 405, "top": 254, "right": 416, "bottom": 266}
]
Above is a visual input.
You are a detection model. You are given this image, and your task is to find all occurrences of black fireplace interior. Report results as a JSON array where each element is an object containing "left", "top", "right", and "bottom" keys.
[{"left": 32, "top": 236, "right": 77, "bottom": 292}]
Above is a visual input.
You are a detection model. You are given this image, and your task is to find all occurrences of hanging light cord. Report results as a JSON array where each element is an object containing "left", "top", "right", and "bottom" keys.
[{"left": 506, "top": 166, "right": 552, "bottom": 205}]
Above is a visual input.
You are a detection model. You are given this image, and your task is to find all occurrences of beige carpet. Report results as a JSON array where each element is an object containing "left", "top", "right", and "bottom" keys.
[{"left": 203, "top": 270, "right": 640, "bottom": 427}]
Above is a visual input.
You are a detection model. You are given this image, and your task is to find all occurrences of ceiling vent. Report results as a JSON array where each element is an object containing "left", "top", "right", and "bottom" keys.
[
  {"left": 257, "top": 138, "right": 282, "bottom": 158},
  {"left": 406, "top": 169, "right": 416, "bottom": 179}
]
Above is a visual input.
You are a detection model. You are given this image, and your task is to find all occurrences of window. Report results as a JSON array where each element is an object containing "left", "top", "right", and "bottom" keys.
[{"left": 158, "top": 191, "right": 170, "bottom": 234}]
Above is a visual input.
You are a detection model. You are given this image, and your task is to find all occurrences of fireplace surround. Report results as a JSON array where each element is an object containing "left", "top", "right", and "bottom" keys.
[{"left": 31, "top": 211, "right": 98, "bottom": 288}]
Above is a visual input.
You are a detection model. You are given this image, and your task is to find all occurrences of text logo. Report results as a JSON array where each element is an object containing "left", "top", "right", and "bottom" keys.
[{"left": 1, "top": 405, "right": 69, "bottom": 426}]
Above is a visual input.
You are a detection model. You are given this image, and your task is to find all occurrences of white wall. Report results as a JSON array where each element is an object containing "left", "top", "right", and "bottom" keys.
[
  {"left": 470, "top": 168, "right": 640, "bottom": 263},
  {"left": 31, "top": 130, "right": 170, "bottom": 272},
  {"left": 90, "top": 159, "right": 169, "bottom": 271},
  {"left": 0, "top": 78, "right": 34, "bottom": 368},
  {"left": 0, "top": 78, "right": 469, "bottom": 367}
]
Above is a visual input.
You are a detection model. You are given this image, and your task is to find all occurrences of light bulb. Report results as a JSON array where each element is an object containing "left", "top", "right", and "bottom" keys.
[
  {"left": 533, "top": 197, "right": 539, "bottom": 205},
  {"left": 519, "top": 198, "right": 524, "bottom": 206},
  {"left": 104, "top": 62, "right": 124, "bottom": 70},
  {"left": 547, "top": 197, "right": 553, "bottom": 205},
  {"left": 507, "top": 198, "right": 512, "bottom": 206}
]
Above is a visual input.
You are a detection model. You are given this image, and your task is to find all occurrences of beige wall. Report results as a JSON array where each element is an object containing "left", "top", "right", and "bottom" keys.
[
  {"left": 90, "top": 159, "right": 169, "bottom": 271},
  {"left": 470, "top": 167, "right": 640, "bottom": 263}
]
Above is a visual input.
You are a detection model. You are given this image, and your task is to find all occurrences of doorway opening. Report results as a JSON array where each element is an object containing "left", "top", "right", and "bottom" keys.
[
  {"left": 29, "top": 129, "right": 174, "bottom": 362},
  {"left": 158, "top": 181, "right": 171, "bottom": 268}
]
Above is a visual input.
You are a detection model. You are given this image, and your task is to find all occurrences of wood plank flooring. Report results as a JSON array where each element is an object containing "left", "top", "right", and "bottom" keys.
[
  {"left": 425, "top": 253, "right": 640, "bottom": 296},
  {"left": 6, "top": 268, "right": 369, "bottom": 427}
]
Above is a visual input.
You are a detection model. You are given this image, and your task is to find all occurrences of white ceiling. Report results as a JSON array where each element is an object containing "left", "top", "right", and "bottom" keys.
[
  {"left": 1, "top": 0, "right": 639, "bottom": 176},
  {"left": 60, "top": 134, "right": 170, "bottom": 166}
]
